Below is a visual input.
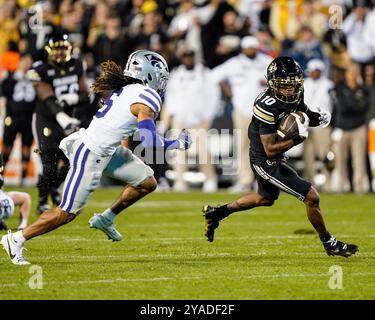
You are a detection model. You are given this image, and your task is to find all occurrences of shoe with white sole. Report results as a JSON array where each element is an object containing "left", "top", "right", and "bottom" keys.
[
  {"left": 88, "top": 214, "right": 123, "bottom": 241},
  {"left": 1, "top": 231, "right": 30, "bottom": 265}
]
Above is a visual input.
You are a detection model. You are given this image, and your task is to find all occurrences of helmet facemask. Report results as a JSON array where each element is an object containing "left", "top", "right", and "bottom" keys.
[{"left": 268, "top": 76, "right": 304, "bottom": 104}]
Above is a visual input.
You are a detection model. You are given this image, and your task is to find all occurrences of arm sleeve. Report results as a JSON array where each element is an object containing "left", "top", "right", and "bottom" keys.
[
  {"left": 43, "top": 96, "right": 64, "bottom": 117},
  {"left": 137, "top": 119, "right": 180, "bottom": 149}
]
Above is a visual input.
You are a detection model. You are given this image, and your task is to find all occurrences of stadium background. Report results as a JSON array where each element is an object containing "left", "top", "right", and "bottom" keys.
[{"left": 0, "top": 0, "right": 374, "bottom": 192}]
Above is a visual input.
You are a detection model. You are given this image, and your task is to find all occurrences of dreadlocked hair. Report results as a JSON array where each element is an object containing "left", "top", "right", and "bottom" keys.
[{"left": 92, "top": 60, "right": 143, "bottom": 94}]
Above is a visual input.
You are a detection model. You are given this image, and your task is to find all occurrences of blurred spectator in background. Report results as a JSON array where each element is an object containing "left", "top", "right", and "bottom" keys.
[
  {"left": 0, "top": 0, "right": 21, "bottom": 56},
  {"left": 303, "top": 59, "right": 333, "bottom": 191},
  {"left": 1, "top": 54, "right": 35, "bottom": 185},
  {"left": 86, "top": 0, "right": 110, "bottom": 49},
  {"left": 364, "top": 0, "right": 375, "bottom": 57},
  {"left": 238, "top": 0, "right": 264, "bottom": 34},
  {"left": 130, "top": 6, "right": 168, "bottom": 53},
  {"left": 164, "top": 48, "right": 220, "bottom": 192},
  {"left": 60, "top": 1, "right": 86, "bottom": 51},
  {"left": 343, "top": 4, "right": 373, "bottom": 72},
  {"left": 298, "top": 0, "right": 328, "bottom": 40},
  {"left": 91, "top": 14, "right": 130, "bottom": 73},
  {"left": 364, "top": 64, "right": 375, "bottom": 190},
  {"left": 322, "top": 28, "right": 350, "bottom": 71},
  {"left": 168, "top": 0, "right": 219, "bottom": 64},
  {"left": 18, "top": 1, "right": 58, "bottom": 62},
  {"left": 330, "top": 63, "right": 369, "bottom": 193},
  {"left": 256, "top": 25, "right": 280, "bottom": 58},
  {"left": 269, "top": 0, "right": 303, "bottom": 42},
  {"left": 211, "top": 36, "right": 272, "bottom": 192},
  {"left": 286, "top": 26, "right": 325, "bottom": 71},
  {"left": 212, "top": 8, "right": 249, "bottom": 67}
]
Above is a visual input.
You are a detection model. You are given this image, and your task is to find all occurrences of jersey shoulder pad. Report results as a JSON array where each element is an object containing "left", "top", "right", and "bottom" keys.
[
  {"left": 253, "top": 91, "right": 278, "bottom": 125},
  {"left": 135, "top": 85, "right": 162, "bottom": 114}
]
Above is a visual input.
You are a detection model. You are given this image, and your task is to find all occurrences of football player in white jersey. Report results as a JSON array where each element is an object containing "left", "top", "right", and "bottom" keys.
[{"left": 1, "top": 50, "right": 191, "bottom": 265}]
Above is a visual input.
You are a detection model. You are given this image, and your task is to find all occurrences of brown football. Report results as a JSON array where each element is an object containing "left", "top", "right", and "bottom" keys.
[{"left": 277, "top": 111, "right": 306, "bottom": 140}]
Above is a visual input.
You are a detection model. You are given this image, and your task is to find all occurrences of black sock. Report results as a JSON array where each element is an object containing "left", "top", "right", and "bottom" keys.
[
  {"left": 218, "top": 204, "right": 232, "bottom": 219},
  {"left": 320, "top": 232, "right": 332, "bottom": 242}
]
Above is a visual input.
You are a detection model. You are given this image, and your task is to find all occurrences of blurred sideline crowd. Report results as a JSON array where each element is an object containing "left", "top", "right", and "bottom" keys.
[{"left": 0, "top": 0, "right": 375, "bottom": 195}]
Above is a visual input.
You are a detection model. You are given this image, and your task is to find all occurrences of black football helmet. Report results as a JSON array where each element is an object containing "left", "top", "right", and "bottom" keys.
[
  {"left": 267, "top": 56, "right": 304, "bottom": 104},
  {"left": 44, "top": 33, "right": 72, "bottom": 64}
]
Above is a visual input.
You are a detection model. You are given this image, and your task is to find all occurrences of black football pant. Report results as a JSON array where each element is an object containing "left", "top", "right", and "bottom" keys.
[{"left": 37, "top": 148, "right": 69, "bottom": 206}]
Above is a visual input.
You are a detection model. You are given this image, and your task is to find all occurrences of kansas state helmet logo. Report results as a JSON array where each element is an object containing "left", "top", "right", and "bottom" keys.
[{"left": 144, "top": 54, "right": 168, "bottom": 71}]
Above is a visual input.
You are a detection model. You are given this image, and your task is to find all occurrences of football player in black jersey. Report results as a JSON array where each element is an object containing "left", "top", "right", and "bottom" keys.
[
  {"left": 27, "top": 33, "right": 89, "bottom": 214},
  {"left": 1, "top": 56, "right": 36, "bottom": 184},
  {"left": 203, "top": 56, "right": 358, "bottom": 258}
]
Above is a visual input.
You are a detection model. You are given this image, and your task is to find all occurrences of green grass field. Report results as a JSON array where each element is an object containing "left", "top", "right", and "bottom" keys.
[{"left": 0, "top": 187, "right": 374, "bottom": 300}]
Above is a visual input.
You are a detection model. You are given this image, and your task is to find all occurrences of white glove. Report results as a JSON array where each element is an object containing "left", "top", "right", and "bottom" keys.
[
  {"left": 58, "top": 93, "right": 79, "bottom": 106},
  {"left": 292, "top": 112, "right": 309, "bottom": 138},
  {"left": 56, "top": 112, "right": 81, "bottom": 135},
  {"left": 175, "top": 129, "right": 192, "bottom": 150},
  {"left": 317, "top": 108, "right": 331, "bottom": 128}
]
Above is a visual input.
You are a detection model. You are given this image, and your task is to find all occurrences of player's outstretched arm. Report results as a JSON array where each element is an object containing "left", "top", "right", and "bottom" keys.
[
  {"left": 131, "top": 103, "right": 191, "bottom": 150},
  {"left": 260, "top": 132, "right": 304, "bottom": 158}
]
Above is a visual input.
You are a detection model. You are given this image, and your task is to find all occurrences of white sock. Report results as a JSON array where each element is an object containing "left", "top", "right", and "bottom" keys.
[
  {"left": 101, "top": 209, "right": 116, "bottom": 222},
  {"left": 13, "top": 230, "right": 26, "bottom": 245},
  {"left": 18, "top": 218, "right": 28, "bottom": 230}
]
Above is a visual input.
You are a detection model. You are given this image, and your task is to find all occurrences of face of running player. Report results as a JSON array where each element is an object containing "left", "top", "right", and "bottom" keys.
[{"left": 274, "top": 78, "right": 303, "bottom": 104}]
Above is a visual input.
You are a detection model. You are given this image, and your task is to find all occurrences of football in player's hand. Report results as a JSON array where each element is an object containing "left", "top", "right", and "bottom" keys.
[{"left": 277, "top": 111, "right": 306, "bottom": 140}]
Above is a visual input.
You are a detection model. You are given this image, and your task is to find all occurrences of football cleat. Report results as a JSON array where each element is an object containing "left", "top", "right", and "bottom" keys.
[
  {"left": 1, "top": 231, "right": 30, "bottom": 265},
  {"left": 202, "top": 205, "right": 228, "bottom": 242},
  {"left": 323, "top": 236, "right": 358, "bottom": 258},
  {"left": 88, "top": 214, "right": 123, "bottom": 241}
]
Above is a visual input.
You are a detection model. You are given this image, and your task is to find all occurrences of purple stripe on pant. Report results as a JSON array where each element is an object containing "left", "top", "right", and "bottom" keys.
[
  {"left": 60, "top": 143, "right": 84, "bottom": 210},
  {"left": 65, "top": 147, "right": 90, "bottom": 213}
]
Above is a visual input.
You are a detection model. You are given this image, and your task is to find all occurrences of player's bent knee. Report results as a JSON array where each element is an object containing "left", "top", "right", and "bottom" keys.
[
  {"left": 141, "top": 176, "right": 157, "bottom": 193},
  {"left": 305, "top": 187, "right": 320, "bottom": 207}
]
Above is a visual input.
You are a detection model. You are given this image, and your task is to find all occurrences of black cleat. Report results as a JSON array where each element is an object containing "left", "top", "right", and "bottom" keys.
[
  {"left": 202, "top": 205, "right": 228, "bottom": 242},
  {"left": 323, "top": 236, "right": 358, "bottom": 258}
]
